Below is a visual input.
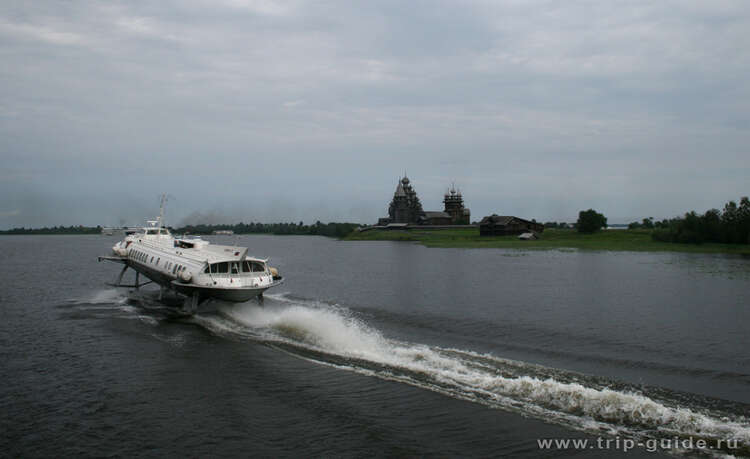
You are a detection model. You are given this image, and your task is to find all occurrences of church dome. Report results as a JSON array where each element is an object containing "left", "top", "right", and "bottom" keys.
[{"left": 401, "top": 176, "right": 410, "bottom": 185}]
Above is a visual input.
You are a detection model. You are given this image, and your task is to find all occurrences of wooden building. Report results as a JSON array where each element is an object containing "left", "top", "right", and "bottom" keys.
[
  {"left": 443, "top": 186, "right": 470, "bottom": 224},
  {"left": 420, "top": 211, "right": 453, "bottom": 226},
  {"left": 479, "top": 215, "right": 544, "bottom": 236},
  {"left": 385, "top": 176, "right": 424, "bottom": 224},
  {"left": 378, "top": 176, "right": 471, "bottom": 226}
]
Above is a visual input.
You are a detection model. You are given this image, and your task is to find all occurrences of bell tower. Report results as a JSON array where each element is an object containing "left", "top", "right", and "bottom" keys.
[{"left": 443, "top": 184, "right": 469, "bottom": 224}]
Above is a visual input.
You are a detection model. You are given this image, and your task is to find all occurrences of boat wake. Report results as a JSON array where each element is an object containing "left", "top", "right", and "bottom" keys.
[{"left": 189, "top": 293, "right": 750, "bottom": 456}]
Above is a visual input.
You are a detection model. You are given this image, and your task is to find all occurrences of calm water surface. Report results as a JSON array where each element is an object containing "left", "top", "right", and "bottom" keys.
[{"left": 2, "top": 235, "right": 749, "bottom": 457}]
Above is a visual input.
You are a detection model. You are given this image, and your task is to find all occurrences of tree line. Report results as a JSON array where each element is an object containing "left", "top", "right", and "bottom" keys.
[
  {"left": 643, "top": 197, "right": 750, "bottom": 244},
  {"left": 560, "top": 197, "right": 750, "bottom": 245},
  {"left": 0, "top": 222, "right": 361, "bottom": 238},
  {"left": 0, "top": 225, "right": 103, "bottom": 235},
  {"left": 175, "top": 221, "right": 360, "bottom": 238}
]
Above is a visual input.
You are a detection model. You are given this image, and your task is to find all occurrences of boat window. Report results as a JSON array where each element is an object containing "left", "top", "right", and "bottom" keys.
[
  {"left": 231, "top": 262, "right": 239, "bottom": 274},
  {"left": 172, "top": 264, "right": 178, "bottom": 274},
  {"left": 209, "top": 262, "right": 229, "bottom": 274},
  {"left": 150, "top": 256, "right": 154, "bottom": 263},
  {"left": 242, "top": 260, "right": 265, "bottom": 272},
  {"left": 147, "top": 229, "right": 157, "bottom": 235},
  {"left": 204, "top": 265, "right": 209, "bottom": 273},
  {"left": 156, "top": 257, "right": 160, "bottom": 266}
]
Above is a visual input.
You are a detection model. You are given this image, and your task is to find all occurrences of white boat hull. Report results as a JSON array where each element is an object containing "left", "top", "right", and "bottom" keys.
[{"left": 171, "top": 278, "right": 284, "bottom": 302}]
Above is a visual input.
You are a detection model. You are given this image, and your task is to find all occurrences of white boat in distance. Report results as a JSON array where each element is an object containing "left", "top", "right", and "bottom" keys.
[{"left": 98, "top": 196, "right": 283, "bottom": 314}]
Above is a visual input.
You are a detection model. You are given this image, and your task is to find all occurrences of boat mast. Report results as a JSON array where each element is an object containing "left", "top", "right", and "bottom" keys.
[{"left": 157, "top": 193, "right": 167, "bottom": 229}]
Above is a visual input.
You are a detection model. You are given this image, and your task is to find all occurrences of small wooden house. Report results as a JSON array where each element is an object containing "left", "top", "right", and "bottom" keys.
[
  {"left": 420, "top": 211, "right": 453, "bottom": 226},
  {"left": 479, "top": 215, "right": 544, "bottom": 236}
]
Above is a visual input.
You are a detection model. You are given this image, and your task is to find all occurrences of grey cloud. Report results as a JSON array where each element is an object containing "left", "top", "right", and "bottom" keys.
[{"left": 1, "top": 0, "right": 748, "bottom": 228}]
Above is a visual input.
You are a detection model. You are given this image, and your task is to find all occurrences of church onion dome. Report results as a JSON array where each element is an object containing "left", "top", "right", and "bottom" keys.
[
  {"left": 394, "top": 182, "right": 406, "bottom": 197},
  {"left": 401, "top": 176, "right": 410, "bottom": 185}
]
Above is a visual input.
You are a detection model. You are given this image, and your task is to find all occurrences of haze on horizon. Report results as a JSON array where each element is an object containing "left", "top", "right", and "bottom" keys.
[{"left": 1, "top": 0, "right": 748, "bottom": 229}]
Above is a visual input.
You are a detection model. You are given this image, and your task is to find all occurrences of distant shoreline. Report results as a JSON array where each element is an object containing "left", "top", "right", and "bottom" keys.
[
  {"left": 0, "top": 231, "right": 340, "bottom": 237},
  {"left": 0, "top": 229, "right": 102, "bottom": 235},
  {"left": 0, "top": 221, "right": 360, "bottom": 238},
  {"left": 343, "top": 228, "right": 750, "bottom": 255},
  {"left": 3, "top": 226, "right": 748, "bottom": 255}
]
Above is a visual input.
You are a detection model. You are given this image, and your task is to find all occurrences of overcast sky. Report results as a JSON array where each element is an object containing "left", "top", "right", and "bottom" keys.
[{"left": 1, "top": 0, "right": 748, "bottom": 228}]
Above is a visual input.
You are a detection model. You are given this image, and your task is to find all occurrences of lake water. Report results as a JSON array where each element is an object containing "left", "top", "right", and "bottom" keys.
[{"left": 2, "top": 235, "right": 749, "bottom": 457}]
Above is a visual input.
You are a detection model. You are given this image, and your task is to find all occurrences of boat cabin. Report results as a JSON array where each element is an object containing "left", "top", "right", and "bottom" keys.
[
  {"left": 204, "top": 260, "right": 268, "bottom": 276},
  {"left": 143, "top": 228, "right": 170, "bottom": 235}
]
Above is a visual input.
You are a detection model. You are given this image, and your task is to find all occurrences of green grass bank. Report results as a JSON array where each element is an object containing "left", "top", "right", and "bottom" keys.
[{"left": 344, "top": 228, "right": 750, "bottom": 254}]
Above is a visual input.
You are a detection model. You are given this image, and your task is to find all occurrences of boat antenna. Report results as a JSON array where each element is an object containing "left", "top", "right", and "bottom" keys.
[{"left": 158, "top": 193, "right": 168, "bottom": 229}]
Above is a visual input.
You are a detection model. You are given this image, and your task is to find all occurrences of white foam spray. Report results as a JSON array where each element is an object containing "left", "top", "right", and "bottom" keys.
[{"left": 208, "top": 295, "right": 750, "bottom": 454}]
